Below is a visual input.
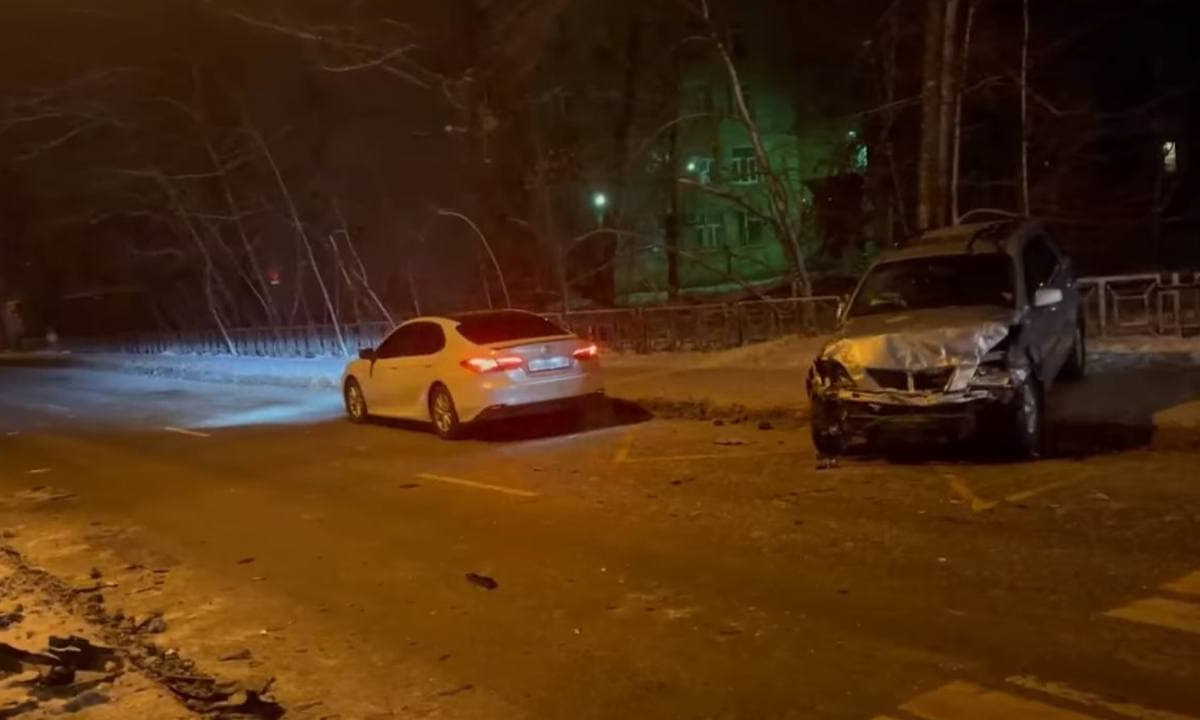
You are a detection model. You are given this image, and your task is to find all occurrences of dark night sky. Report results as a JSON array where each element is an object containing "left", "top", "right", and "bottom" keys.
[{"left": 1, "top": 0, "right": 1198, "bottom": 328}]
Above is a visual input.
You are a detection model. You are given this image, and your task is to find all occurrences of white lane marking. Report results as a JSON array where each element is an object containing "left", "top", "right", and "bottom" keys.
[
  {"left": 1004, "top": 480, "right": 1078, "bottom": 504},
  {"left": 946, "top": 474, "right": 998, "bottom": 512},
  {"left": 25, "top": 468, "right": 52, "bottom": 475},
  {"left": 1105, "top": 596, "right": 1200, "bottom": 635},
  {"left": 1007, "top": 676, "right": 1199, "bottom": 720},
  {"left": 902, "top": 680, "right": 1099, "bottom": 720},
  {"left": 415, "top": 473, "right": 538, "bottom": 498},
  {"left": 164, "top": 426, "right": 211, "bottom": 438},
  {"left": 1163, "top": 570, "right": 1200, "bottom": 598},
  {"left": 613, "top": 431, "right": 635, "bottom": 463},
  {"left": 42, "top": 403, "right": 70, "bottom": 413}
]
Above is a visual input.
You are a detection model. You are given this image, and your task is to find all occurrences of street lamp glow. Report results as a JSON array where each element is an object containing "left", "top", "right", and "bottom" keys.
[
  {"left": 686, "top": 160, "right": 697, "bottom": 173},
  {"left": 592, "top": 192, "right": 608, "bottom": 209}
]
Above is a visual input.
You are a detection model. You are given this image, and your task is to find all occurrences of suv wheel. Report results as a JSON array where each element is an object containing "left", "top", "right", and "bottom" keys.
[
  {"left": 1059, "top": 321, "right": 1086, "bottom": 381},
  {"left": 1009, "top": 378, "right": 1044, "bottom": 459},
  {"left": 810, "top": 398, "right": 843, "bottom": 456}
]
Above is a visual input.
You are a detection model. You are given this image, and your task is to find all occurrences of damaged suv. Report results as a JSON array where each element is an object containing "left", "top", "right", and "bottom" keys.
[{"left": 807, "top": 221, "right": 1085, "bottom": 458}]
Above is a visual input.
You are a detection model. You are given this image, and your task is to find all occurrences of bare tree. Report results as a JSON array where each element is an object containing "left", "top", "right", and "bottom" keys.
[
  {"left": 1018, "top": 0, "right": 1031, "bottom": 215},
  {"left": 685, "top": 0, "right": 813, "bottom": 297},
  {"left": 243, "top": 120, "right": 347, "bottom": 355},
  {"left": 433, "top": 208, "right": 512, "bottom": 308},
  {"left": 951, "top": 0, "right": 980, "bottom": 224}
]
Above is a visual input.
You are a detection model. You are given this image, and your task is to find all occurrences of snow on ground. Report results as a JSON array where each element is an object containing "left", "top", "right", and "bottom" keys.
[
  {"left": 605, "top": 335, "right": 828, "bottom": 370},
  {"left": 83, "top": 353, "right": 346, "bottom": 389},
  {"left": 8, "top": 333, "right": 1199, "bottom": 431}
]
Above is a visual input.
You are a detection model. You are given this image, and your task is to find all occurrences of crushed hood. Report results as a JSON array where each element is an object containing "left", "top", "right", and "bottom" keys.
[{"left": 820, "top": 306, "right": 1016, "bottom": 380}]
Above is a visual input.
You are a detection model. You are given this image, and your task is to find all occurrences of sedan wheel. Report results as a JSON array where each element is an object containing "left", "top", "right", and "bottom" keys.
[
  {"left": 429, "top": 385, "right": 463, "bottom": 440},
  {"left": 344, "top": 379, "right": 369, "bottom": 423}
]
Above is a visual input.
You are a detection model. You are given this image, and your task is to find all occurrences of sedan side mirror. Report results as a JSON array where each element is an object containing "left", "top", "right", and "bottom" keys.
[
  {"left": 359, "top": 347, "right": 377, "bottom": 361},
  {"left": 1034, "top": 287, "right": 1063, "bottom": 308}
]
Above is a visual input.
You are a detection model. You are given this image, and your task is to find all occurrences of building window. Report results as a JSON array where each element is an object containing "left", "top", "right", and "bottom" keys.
[
  {"left": 687, "top": 213, "right": 725, "bottom": 249},
  {"left": 730, "top": 147, "right": 760, "bottom": 184},
  {"left": 685, "top": 156, "right": 713, "bottom": 184},
  {"left": 727, "top": 83, "right": 753, "bottom": 118},
  {"left": 739, "top": 213, "right": 765, "bottom": 246},
  {"left": 1163, "top": 141, "right": 1178, "bottom": 174}
]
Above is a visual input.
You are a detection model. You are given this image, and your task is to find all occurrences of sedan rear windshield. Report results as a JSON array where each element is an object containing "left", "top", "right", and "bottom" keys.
[
  {"left": 848, "top": 253, "right": 1016, "bottom": 318},
  {"left": 454, "top": 311, "right": 569, "bottom": 344}
]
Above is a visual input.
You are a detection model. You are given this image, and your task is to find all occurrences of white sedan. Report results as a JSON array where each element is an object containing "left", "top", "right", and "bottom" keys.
[{"left": 341, "top": 310, "right": 605, "bottom": 438}]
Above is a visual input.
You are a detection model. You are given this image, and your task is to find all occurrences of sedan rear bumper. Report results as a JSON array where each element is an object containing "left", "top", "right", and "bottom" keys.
[
  {"left": 472, "top": 392, "right": 605, "bottom": 422},
  {"left": 455, "top": 369, "right": 605, "bottom": 423}
]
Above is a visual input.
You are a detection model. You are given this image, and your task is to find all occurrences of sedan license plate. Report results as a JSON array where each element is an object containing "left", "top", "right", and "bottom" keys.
[{"left": 527, "top": 356, "right": 571, "bottom": 373}]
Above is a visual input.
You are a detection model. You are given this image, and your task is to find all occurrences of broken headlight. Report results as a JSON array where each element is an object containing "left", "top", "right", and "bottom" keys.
[
  {"left": 969, "top": 333, "right": 1015, "bottom": 387},
  {"left": 813, "top": 359, "right": 855, "bottom": 389}
]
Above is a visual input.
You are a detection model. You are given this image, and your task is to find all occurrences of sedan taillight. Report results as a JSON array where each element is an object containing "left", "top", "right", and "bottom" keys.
[
  {"left": 572, "top": 344, "right": 599, "bottom": 360},
  {"left": 461, "top": 356, "right": 524, "bottom": 373}
]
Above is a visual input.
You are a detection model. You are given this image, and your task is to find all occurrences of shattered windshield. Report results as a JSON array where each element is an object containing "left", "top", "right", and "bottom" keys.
[{"left": 848, "top": 254, "right": 1016, "bottom": 318}]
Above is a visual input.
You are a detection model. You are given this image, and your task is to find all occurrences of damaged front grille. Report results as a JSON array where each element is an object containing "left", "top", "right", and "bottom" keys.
[{"left": 866, "top": 367, "right": 955, "bottom": 392}]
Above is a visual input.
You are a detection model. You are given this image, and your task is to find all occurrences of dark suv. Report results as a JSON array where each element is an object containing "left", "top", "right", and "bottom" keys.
[{"left": 807, "top": 221, "right": 1085, "bottom": 457}]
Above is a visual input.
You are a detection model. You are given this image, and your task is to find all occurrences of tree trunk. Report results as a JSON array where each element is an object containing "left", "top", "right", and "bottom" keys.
[
  {"left": 936, "top": 0, "right": 961, "bottom": 227},
  {"left": 951, "top": 0, "right": 978, "bottom": 224},
  {"left": 880, "top": 5, "right": 911, "bottom": 240},
  {"left": 1019, "top": 0, "right": 1031, "bottom": 216},
  {"left": 918, "top": 0, "right": 946, "bottom": 231},
  {"left": 664, "top": 50, "right": 683, "bottom": 301},
  {"left": 530, "top": 125, "right": 566, "bottom": 314}
]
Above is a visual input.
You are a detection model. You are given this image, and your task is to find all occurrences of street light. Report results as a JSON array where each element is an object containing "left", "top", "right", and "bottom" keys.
[{"left": 592, "top": 191, "right": 608, "bottom": 210}]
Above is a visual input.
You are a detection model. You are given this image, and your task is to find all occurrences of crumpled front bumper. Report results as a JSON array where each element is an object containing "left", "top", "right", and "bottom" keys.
[{"left": 812, "top": 385, "right": 1017, "bottom": 441}]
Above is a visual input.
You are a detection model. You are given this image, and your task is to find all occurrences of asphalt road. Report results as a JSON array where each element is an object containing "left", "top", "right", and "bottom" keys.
[{"left": 1, "top": 360, "right": 1200, "bottom": 719}]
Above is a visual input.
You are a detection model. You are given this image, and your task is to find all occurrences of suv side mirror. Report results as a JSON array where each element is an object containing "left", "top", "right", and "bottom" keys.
[
  {"left": 359, "top": 347, "right": 377, "bottom": 361},
  {"left": 1034, "top": 287, "right": 1063, "bottom": 308}
]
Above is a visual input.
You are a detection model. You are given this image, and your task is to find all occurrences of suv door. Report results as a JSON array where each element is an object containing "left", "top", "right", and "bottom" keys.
[{"left": 1021, "top": 234, "right": 1072, "bottom": 381}]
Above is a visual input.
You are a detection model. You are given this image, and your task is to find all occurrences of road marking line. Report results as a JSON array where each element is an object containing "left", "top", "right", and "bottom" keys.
[
  {"left": 25, "top": 468, "right": 52, "bottom": 475},
  {"left": 1006, "top": 676, "right": 1199, "bottom": 720},
  {"left": 946, "top": 475, "right": 998, "bottom": 512},
  {"left": 1163, "top": 570, "right": 1200, "bottom": 598},
  {"left": 902, "top": 680, "right": 1098, "bottom": 720},
  {"left": 1005, "top": 480, "right": 1078, "bottom": 504},
  {"left": 613, "top": 431, "right": 635, "bottom": 463},
  {"left": 164, "top": 426, "right": 211, "bottom": 438},
  {"left": 415, "top": 473, "right": 538, "bottom": 498},
  {"left": 42, "top": 403, "right": 70, "bottom": 413},
  {"left": 1105, "top": 596, "right": 1200, "bottom": 635},
  {"left": 619, "top": 450, "right": 806, "bottom": 463}
]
